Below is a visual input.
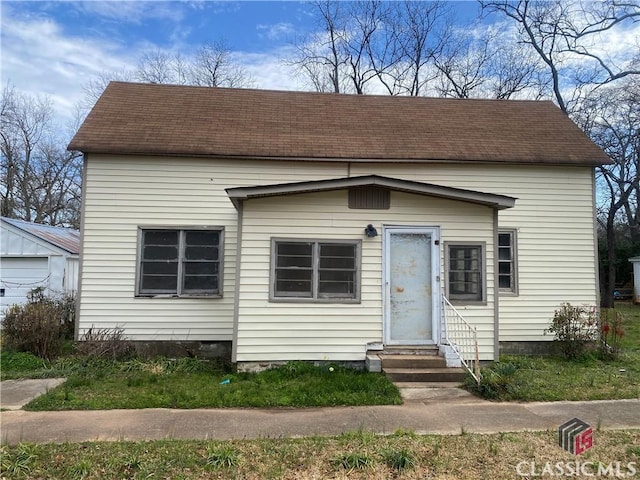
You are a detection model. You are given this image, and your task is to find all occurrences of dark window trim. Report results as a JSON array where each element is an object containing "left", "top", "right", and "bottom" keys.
[
  {"left": 445, "top": 241, "right": 487, "bottom": 306},
  {"left": 135, "top": 226, "right": 224, "bottom": 298},
  {"left": 270, "top": 238, "right": 361, "bottom": 303},
  {"left": 498, "top": 229, "right": 519, "bottom": 296}
]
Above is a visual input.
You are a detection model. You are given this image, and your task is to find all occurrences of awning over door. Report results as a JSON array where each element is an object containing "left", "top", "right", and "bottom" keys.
[{"left": 226, "top": 175, "right": 517, "bottom": 210}]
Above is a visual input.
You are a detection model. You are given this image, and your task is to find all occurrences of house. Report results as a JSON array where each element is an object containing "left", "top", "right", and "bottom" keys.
[
  {"left": 1, "top": 217, "right": 80, "bottom": 316},
  {"left": 68, "top": 82, "right": 609, "bottom": 371}
]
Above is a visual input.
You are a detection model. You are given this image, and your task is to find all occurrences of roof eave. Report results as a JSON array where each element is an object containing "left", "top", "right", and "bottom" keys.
[
  {"left": 68, "top": 147, "right": 610, "bottom": 168},
  {"left": 226, "top": 175, "right": 517, "bottom": 210}
]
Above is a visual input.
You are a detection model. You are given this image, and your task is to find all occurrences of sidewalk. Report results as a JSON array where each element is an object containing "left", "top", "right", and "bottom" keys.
[{"left": 1, "top": 397, "right": 638, "bottom": 445}]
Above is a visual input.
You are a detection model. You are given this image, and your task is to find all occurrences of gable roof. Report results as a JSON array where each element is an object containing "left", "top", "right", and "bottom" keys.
[
  {"left": 69, "top": 81, "right": 610, "bottom": 166},
  {"left": 1, "top": 217, "right": 80, "bottom": 255},
  {"left": 226, "top": 175, "right": 517, "bottom": 210}
]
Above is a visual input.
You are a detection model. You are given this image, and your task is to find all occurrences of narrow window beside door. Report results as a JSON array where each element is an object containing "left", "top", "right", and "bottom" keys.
[
  {"left": 446, "top": 243, "right": 486, "bottom": 304},
  {"left": 498, "top": 229, "right": 518, "bottom": 294}
]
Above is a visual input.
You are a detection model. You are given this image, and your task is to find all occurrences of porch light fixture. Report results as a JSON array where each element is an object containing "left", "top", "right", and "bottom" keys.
[{"left": 364, "top": 224, "right": 378, "bottom": 238}]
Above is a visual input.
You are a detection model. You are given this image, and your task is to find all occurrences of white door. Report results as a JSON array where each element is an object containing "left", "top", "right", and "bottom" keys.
[
  {"left": 384, "top": 227, "right": 440, "bottom": 345},
  {"left": 0, "top": 257, "right": 50, "bottom": 316}
]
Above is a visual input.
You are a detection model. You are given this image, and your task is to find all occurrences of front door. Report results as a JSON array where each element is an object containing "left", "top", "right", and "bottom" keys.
[{"left": 384, "top": 227, "right": 440, "bottom": 345}]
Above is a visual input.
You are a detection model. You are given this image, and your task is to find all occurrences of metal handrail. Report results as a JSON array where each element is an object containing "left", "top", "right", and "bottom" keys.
[{"left": 442, "top": 295, "right": 481, "bottom": 384}]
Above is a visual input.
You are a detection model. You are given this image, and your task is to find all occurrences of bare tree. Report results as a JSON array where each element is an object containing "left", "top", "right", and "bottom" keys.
[
  {"left": 82, "top": 69, "right": 136, "bottom": 112},
  {"left": 580, "top": 79, "right": 640, "bottom": 303},
  {"left": 83, "top": 41, "right": 253, "bottom": 109},
  {"left": 288, "top": 1, "right": 349, "bottom": 93},
  {"left": 373, "top": 1, "right": 450, "bottom": 96},
  {"left": 481, "top": 0, "right": 640, "bottom": 113},
  {"left": 290, "top": 1, "right": 452, "bottom": 95},
  {"left": 434, "top": 26, "right": 547, "bottom": 99},
  {"left": 1, "top": 84, "right": 82, "bottom": 227},
  {"left": 483, "top": 0, "right": 640, "bottom": 307},
  {"left": 192, "top": 41, "right": 253, "bottom": 88}
]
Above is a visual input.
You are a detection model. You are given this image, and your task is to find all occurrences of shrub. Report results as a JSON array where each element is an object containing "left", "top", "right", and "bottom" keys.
[
  {"left": 1, "top": 351, "right": 49, "bottom": 372},
  {"left": 206, "top": 445, "right": 240, "bottom": 469},
  {"left": 381, "top": 448, "right": 415, "bottom": 470},
  {"left": 75, "top": 327, "right": 135, "bottom": 361},
  {"left": 599, "top": 308, "right": 625, "bottom": 360},
  {"left": 1, "top": 288, "right": 76, "bottom": 360},
  {"left": 545, "top": 303, "right": 598, "bottom": 359},
  {"left": 333, "top": 452, "right": 373, "bottom": 470},
  {"left": 465, "top": 362, "right": 518, "bottom": 399},
  {"left": 0, "top": 443, "right": 38, "bottom": 476}
]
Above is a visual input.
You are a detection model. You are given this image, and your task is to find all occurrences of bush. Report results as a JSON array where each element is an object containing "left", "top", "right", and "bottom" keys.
[
  {"left": 1, "top": 288, "right": 76, "bottom": 360},
  {"left": 465, "top": 362, "right": 518, "bottom": 399},
  {"left": 599, "top": 308, "right": 625, "bottom": 360},
  {"left": 545, "top": 303, "right": 598, "bottom": 359},
  {"left": 75, "top": 327, "right": 135, "bottom": 361}
]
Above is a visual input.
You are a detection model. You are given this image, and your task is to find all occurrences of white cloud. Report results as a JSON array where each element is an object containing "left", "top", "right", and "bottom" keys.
[
  {"left": 73, "top": 1, "right": 184, "bottom": 24},
  {"left": 257, "top": 22, "right": 296, "bottom": 41},
  {"left": 1, "top": 13, "right": 137, "bottom": 125}
]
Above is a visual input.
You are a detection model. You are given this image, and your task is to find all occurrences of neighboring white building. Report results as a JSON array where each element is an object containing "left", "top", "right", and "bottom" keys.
[
  {"left": 68, "top": 82, "right": 610, "bottom": 367},
  {"left": 629, "top": 257, "right": 640, "bottom": 304},
  {"left": 1, "top": 217, "right": 80, "bottom": 316}
]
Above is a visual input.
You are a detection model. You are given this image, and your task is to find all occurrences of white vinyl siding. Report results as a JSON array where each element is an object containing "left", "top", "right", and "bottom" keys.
[
  {"left": 80, "top": 155, "right": 597, "bottom": 354},
  {"left": 78, "top": 156, "right": 348, "bottom": 341},
  {"left": 235, "top": 190, "right": 495, "bottom": 362},
  {"left": 350, "top": 164, "right": 597, "bottom": 342}
]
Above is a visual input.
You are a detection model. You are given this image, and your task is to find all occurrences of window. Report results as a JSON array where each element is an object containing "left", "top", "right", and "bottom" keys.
[
  {"left": 272, "top": 240, "right": 360, "bottom": 301},
  {"left": 446, "top": 243, "right": 485, "bottom": 303},
  {"left": 137, "top": 228, "right": 223, "bottom": 297},
  {"left": 498, "top": 230, "right": 518, "bottom": 294}
]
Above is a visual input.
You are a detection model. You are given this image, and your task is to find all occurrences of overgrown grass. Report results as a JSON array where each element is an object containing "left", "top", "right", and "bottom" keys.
[
  {"left": 1, "top": 430, "right": 638, "bottom": 479},
  {"left": 16, "top": 359, "right": 401, "bottom": 410},
  {"left": 467, "top": 303, "right": 640, "bottom": 401}
]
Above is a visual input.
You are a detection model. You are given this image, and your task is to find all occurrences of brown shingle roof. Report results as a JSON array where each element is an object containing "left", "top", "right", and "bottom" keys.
[{"left": 68, "top": 81, "right": 610, "bottom": 166}]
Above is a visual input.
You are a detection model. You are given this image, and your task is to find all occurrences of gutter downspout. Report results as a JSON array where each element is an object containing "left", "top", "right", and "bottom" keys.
[
  {"left": 231, "top": 201, "right": 244, "bottom": 364},
  {"left": 493, "top": 208, "right": 500, "bottom": 361}
]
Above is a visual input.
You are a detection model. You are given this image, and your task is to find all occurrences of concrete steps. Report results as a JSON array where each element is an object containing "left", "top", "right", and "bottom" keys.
[
  {"left": 383, "top": 367, "right": 466, "bottom": 383},
  {"left": 379, "top": 352, "right": 466, "bottom": 384}
]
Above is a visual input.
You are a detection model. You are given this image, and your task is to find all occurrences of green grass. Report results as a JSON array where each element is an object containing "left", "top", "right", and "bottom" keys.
[
  {"left": 467, "top": 303, "right": 640, "bottom": 401},
  {"left": 14, "top": 358, "right": 401, "bottom": 410},
  {"left": 1, "top": 430, "right": 638, "bottom": 479}
]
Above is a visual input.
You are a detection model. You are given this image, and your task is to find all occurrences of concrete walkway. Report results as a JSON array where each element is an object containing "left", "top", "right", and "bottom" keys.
[
  {"left": 1, "top": 395, "right": 638, "bottom": 445},
  {"left": 0, "top": 378, "right": 66, "bottom": 411}
]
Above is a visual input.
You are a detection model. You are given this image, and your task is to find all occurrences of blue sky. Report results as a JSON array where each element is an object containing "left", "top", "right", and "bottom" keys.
[
  {"left": 3, "top": 1, "right": 635, "bottom": 132},
  {"left": 2, "top": 1, "right": 485, "bottom": 128}
]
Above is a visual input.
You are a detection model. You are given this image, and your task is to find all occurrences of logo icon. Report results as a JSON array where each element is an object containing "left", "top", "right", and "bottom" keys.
[{"left": 558, "top": 418, "right": 593, "bottom": 455}]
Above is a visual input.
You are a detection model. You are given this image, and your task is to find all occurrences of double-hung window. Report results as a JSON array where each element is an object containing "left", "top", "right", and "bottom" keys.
[
  {"left": 446, "top": 243, "right": 485, "bottom": 303},
  {"left": 137, "top": 227, "right": 223, "bottom": 297},
  {"left": 272, "top": 240, "right": 360, "bottom": 302},
  {"left": 498, "top": 229, "right": 518, "bottom": 294}
]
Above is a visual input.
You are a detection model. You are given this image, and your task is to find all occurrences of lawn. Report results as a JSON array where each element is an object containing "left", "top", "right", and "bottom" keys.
[
  {"left": 467, "top": 303, "right": 640, "bottom": 401},
  {"left": 0, "top": 356, "right": 402, "bottom": 410},
  {"left": 1, "top": 429, "right": 638, "bottom": 479}
]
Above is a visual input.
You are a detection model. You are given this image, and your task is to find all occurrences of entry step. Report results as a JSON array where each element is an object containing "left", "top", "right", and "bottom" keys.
[
  {"left": 380, "top": 354, "right": 446, "bottom": 369},
  {"left": 383, "top": 367, "right": 466, "bottom": 383}
]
